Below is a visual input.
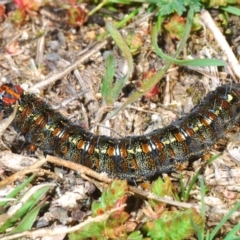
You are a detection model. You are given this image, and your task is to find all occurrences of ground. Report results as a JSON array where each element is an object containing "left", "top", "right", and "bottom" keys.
[{"left": 0, "top": 1, "right": 240, "bottom": 240}]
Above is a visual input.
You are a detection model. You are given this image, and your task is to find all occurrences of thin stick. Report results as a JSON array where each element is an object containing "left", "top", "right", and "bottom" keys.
[
  {"left": 128, "top": 186, "right": 198, "bottom": 210},
  {"left": 200, "top": 10, "right": 240, "bottom": 79},
  {"left": 0, "top": 157, "right": 46, "bottom": 188},
  {"left": 46, "top": 155, "right": 112, "bottom": 184},
  {"left": 29, "top": 40, "right": 107, "bottom": 91},
  {"left": 0, "top": 102, "right": 18, "bottom": 137},
  {"left": 46, "top": 155, "right": 198, "bottom": 209},
  {"left": 0, "top": 205, "right": 125, "bottom": 240}
]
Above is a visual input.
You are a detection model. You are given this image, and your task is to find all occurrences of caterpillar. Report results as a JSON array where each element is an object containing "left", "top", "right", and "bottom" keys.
[{"left": 0, "top": 83, "right": 240, "bottom": 182}]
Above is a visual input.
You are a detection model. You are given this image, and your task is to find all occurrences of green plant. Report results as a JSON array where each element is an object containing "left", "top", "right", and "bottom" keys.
[
  {"left": 180, "top": 154, "right": 222, "bottom": 201},
  {"left": 69, "top": 180, "right": 131, "bottom": 239},
  {"left": 0, "top": 175, "right": 54, "bottom": 235},
  {"left": 143, "top": 177, "right": 204, "bottom": 240},
  {"left": 194, "top": 176, "right": 240, "bottom": 240},
  {"left": 101, "top": 23, "right": 134, "bottom": 105}
]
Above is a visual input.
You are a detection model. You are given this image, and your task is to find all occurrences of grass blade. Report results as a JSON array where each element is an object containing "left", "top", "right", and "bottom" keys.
[
  {"left": 209, "top": 201, "right": 240, "bottom": 240},
  {"left": 0, "top": 175, "right": 35, "bottom": 207}
]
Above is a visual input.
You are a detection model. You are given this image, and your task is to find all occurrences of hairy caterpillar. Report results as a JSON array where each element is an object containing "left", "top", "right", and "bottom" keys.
[{"left": 0, "top": 83, "right": 240, "bottom": 182}]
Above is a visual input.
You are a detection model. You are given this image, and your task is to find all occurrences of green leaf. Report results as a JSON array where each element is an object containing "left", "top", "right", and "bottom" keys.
[
  {"left": 101, "top": 53, "right": 116, "bottom": 104},
  {"left": 157, "top": 0, "right": 186, "bottom": 16},
  {"left": 70, "top": 180, "right": 129, "bottom": 239},
  {"left": 69, "top": 221, "right": 105, "bottom": 240},
  {"left": 92, "top": 180, "right": 128, "bottom": 216},
  {"left": 222, "top": 6, "right": 240, "bottom": 16},
  {"left": 145, "top": 209, "right": 204, "bottom": 240},
  {"left": 107, "top": 7, "right": 195, "bottom": 118},
  {"left": 185, "top": 0, "right": 201, "bottom": 13},
  {"left": 97, "top": 8, "right": 139, "bottom": 40},
  {"left": 148, "top": 177, "right": 176, "bottom": 212},
  {"left": 192, "top": 176, "right": 205, "bottom": 239},
  {"left": 127, "top": 230, "right": 143, "bottom": 240},
  {"left": 153, "top": 8, "right": 225, "bottom": 67},
  {"left": 153, "top": 50, "right": 226, "bottom": 66},
  {"left": 225, "top": 222, "right": 240, "bottom": 240},
  {"left": 151, "top": 177, "right": 174, "bottom": 198},
  {"left": 180, "top": 170, "right": 200, "bottom": 201},
  {"left": 0, "top": 175, "right": 35, "bottom": 207},
  {"left": 0, "top": 184, "right": 54, "bottom": 233},
  {"left": 10, "top": 203, "right": 46, "bottom": 234},
  {"left": 107, "top": 0, "right": 132, "bottom": 3},
  {"left": 142, "top": 0, "right": 201, "bottom": 16},
  {"left": 209, "top": 201, "right": 240, "bottom": 240},
  {"left": 107, "top": 22, "right": 133, "bottom": 74},
  {"left": 101, "top": 23, "right": 134, "bottom": 106}
]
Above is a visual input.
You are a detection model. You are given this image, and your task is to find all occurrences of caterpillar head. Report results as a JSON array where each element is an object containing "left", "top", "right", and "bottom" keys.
[{"left": 0, "top": 83, "right": 23, "bottom": 107}]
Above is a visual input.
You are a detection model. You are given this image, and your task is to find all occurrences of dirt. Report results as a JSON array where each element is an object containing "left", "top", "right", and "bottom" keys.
[{"left": 0, "top": 2, "right": 240, "bottom": 239}]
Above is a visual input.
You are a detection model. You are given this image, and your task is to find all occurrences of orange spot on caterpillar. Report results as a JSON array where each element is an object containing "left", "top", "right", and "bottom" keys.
[{"left": 77, "top": 139, "right": 85, "bottom": 150}]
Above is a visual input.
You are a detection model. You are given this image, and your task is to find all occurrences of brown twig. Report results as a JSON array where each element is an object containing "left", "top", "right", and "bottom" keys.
[
  {"left": 46, "top": 155, "right": 198, "bottom": 209},
  {"left": 0, "top": 157, "right": 46, "bottom": 188},
  {"left": 46, "top": 155, "right": 112, "bottom": 184},
  {"left": 128, "top": 186, "right": 198, "bottom": 209}
]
